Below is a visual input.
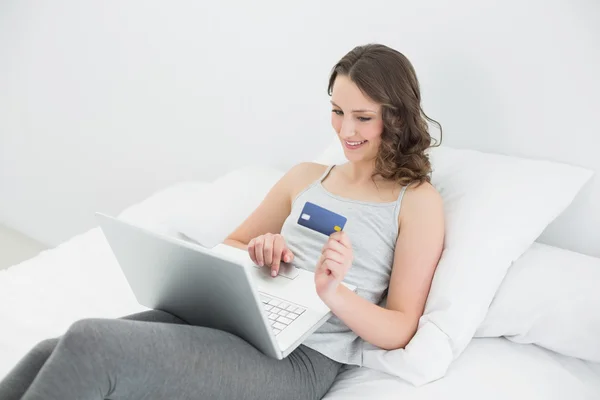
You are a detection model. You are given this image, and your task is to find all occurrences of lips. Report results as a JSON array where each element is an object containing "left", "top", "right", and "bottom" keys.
[{"left": 344, "top": 140, "right": 368, "bottom": 150}]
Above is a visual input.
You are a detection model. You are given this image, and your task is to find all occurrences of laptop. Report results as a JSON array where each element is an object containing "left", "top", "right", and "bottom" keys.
[{"left": 96, "top": 212, "right": 352, "bottom": 360}]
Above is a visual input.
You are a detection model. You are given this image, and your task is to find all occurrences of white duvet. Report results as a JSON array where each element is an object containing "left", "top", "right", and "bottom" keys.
[{"left": 1, "top": 183, "right": 599, "bottom": 399}]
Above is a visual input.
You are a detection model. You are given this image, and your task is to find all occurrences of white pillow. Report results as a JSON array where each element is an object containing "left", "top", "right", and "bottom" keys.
[
  {"left": 169, "top": 165, "right": 284, "bottom": 248},
  {"left": 316, "top": 137, "right": 593, "bottom": 385},
  {"left": 118, "top": 181, "right": 212, "bottom": 237},
  {"left": 475, "top": 242, "right": 600, "bottom": 362}
]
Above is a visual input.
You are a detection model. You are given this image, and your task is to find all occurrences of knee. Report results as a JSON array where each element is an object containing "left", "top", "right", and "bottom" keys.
[
  {"left": 67, "top": 318, "right": 103, "bottom": 336},
  {"left": 31, "top": 338, "right": 59, "bottom": 358},
  {"left": 60, "top": 318, "right": 110, "bottom": 353}
]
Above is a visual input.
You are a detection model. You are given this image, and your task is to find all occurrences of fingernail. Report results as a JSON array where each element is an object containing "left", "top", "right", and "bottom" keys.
[
  {"left": 271, "top": 270, "right": 277, "bottom": 277},
  {"left": 284, "top": 255, "right": 290, "bottom": 262},
  {"left": 259, "top": 261, "right": 263, "bottom": 267}
]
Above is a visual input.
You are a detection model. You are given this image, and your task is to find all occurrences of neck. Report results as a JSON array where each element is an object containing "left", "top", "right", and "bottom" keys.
[{"left": 343, "top": 159, "right": 378, "bottom": 184}]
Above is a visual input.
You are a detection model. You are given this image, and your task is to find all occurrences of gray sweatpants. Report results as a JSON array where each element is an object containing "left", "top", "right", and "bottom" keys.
[{"left": 0, "top": 310, "right": 341, "bottom": 400}]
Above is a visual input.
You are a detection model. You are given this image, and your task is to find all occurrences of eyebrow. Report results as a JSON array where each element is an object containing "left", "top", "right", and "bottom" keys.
[{"left": 330, "top": 101, "right": 377, "bottom": 114}]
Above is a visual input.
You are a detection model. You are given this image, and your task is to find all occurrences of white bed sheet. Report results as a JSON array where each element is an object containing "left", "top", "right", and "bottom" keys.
[
  {"left": 325, "top": 339, "right": 600, "bottom": 399},
  {"left": 1, "top": 188, "right": 599, "bottom": 399}
]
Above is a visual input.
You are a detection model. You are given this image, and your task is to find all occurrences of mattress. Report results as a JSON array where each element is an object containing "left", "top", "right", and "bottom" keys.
[{"left": 1, "top": 187, "right": 599, "bottom": 399}]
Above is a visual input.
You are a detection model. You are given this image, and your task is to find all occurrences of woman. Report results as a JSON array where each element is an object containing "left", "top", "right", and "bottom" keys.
[{"left": 0, "top": 43, "right": 445, "bottom": 400}]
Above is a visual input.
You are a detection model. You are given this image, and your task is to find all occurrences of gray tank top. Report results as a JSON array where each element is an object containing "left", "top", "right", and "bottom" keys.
[{"left": 280, "top": 165, "right": 408, "bottom": 366}]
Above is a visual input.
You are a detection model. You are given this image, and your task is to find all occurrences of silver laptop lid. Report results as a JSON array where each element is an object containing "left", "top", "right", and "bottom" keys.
[{"left": 96, "top": 213, "right": 281, "bottom": 359}]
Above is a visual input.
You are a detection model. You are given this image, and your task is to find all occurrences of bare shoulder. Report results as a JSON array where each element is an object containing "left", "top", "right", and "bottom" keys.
[
  {"left": 283, "top": 162, "right": 329, "bottom": 197},
  {"left": 285, "top": 162, "right": 329, "bottom": 180},
  {"left": 399, "top": 181, "right": 444, "bottom": 224}
]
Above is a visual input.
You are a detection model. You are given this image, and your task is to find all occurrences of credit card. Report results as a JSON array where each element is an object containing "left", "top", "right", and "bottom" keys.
[{"left": 297, "top": 202, "right": 347, "bottom": 236}]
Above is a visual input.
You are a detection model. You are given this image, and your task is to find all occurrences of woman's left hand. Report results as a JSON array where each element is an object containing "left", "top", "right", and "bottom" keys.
[{"left": 315, "top": 231, "right": 353, "bottom": 301}]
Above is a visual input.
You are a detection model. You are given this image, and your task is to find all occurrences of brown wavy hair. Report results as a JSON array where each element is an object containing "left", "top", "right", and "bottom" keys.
[{"left": 328, "top": 44, "right": 442, "bottom": 186}]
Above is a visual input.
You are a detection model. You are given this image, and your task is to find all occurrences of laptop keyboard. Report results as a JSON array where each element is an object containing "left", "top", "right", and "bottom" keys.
[{"left": 259, "top": 293, "right": 306, "bottom": 336}]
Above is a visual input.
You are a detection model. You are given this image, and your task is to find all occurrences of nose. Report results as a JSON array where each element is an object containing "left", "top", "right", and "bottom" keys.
[{"left": 339, "top": 118, "right": 356, "bottom": 139}]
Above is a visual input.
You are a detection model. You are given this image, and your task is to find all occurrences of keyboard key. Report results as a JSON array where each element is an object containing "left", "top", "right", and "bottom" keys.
[
  {"left": 260, "top": 294, "right": 272, "bottom": 304},
  {"left": 259, "top": 294, "right": 307, "bottom": 334},
  {"left": 277, "top": 316, "right": 292, "bottom": 325},
  {"left": 273, "top": 322, "right": 286, "bottom": 330}
]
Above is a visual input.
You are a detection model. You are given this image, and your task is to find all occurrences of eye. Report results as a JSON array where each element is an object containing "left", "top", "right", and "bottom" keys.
[
  {"left": 332, "top": 109, "right": 343, "bottom": 116},
  {"left": 357, "top": 117, "right": 371, "bottom": 122}
]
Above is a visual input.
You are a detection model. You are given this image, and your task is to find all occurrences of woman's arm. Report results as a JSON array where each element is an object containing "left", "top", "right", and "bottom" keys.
[
  {"left": 222, "top": 173, "right": 293, "bottom": 251},
  {"left": 320, "top": 183, "right": 445, "bottom": 350},
  {"left": 224, "top": 163, "right": 326, "bottom": 249}
]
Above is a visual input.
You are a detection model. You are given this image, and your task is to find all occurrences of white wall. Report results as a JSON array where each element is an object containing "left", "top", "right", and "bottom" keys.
[{"left": 1, "top": 1, "right": 599, "bottom": 256}]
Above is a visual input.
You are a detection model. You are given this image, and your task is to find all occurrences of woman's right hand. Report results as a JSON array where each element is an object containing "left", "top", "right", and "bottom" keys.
[{"left": 248, "top": 233, "right": 295, "bottom": 277}]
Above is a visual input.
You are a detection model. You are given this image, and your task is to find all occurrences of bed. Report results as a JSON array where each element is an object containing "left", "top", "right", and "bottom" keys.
[{"left": 1, "top": 169, "right": 599, "bottom": 400}]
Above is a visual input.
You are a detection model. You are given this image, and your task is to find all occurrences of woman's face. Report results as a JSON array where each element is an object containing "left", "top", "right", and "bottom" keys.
[{"left": 330, "top": 75, "right": 384, "bottom": 163}]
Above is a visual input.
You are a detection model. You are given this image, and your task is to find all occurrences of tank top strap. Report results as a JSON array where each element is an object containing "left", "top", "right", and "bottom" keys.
[
  {"left": 393, "top": 184, "right": 410, "bottom": 221},
  {"left": 291, "top": 164, "right": 336, "bottom": 207},
  {"left": 318, "top": 164, "right": 336, "bottom": 183}
]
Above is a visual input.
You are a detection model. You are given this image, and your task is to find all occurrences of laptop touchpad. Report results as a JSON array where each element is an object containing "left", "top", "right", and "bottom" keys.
[{"left": 253, "top": 262, "right": 299, "bottom": 280}]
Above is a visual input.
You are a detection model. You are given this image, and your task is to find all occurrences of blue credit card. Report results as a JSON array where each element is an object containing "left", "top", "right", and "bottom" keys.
[{"left": 297, "top": 202, "right": 347, "bottom": 236}]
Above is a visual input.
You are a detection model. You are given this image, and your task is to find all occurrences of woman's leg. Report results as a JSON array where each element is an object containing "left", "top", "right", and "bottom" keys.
[
  {"left": 0, "top": 310, "right": 186, "bottom": 400},
  {"left": 20, "top": 317, "right": 340, "bottom": 400},
  {"left": 0, "top": 339, "right": 59, "bottom": 400}
]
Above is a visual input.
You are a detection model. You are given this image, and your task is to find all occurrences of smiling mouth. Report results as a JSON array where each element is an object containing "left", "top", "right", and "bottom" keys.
[{"left": 344, "top": 140, "right": 368, "bottom": 149}]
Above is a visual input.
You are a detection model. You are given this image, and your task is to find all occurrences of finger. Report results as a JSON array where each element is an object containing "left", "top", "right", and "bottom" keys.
[
  {"left": 271, "top": 235, "right": 285, "bottom": 276},
  {"left": 247, "top": 238, "right": 257, "bottom": 264},
  {"left": 263, "top": 233, "right": 274, "bottom": 267},
  {"left": 322, "top": 249, "right": 344, "bottom": 264},
  {"left": 330, "top": 231, "right": 351, "bottom": 248},
  {"left": 323, "top": 259, "right": 343, "bottom": 277},
  {"left": 322, "top": 239, "right": 346, "bottom": 257},
  {"left": 282, "top": 247, "right": 294, "bottom": 263},
  {"left": 254, "top": 237, "right": 265, "bottom": 266},
  {"left": 315, "top": 253, "right": 326, "bottom": 271}
]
